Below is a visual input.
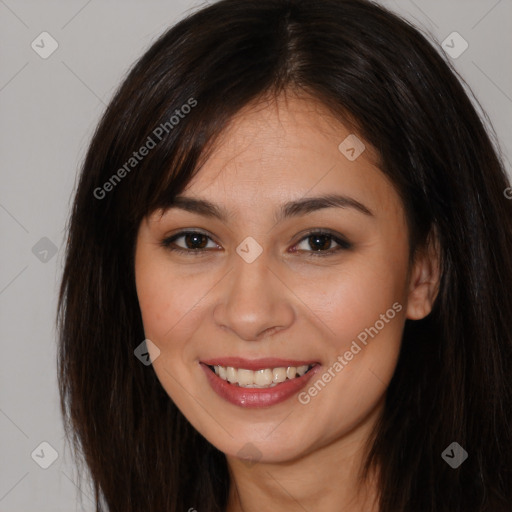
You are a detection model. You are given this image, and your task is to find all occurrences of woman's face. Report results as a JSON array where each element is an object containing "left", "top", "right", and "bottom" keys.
[{"left": 135, "top": 93, "right": 435, "bottom": 464}]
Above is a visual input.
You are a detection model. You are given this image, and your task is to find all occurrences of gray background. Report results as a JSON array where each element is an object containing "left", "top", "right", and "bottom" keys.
[{"left": 0, "top": 0, "right": 511, "bottom": 510}]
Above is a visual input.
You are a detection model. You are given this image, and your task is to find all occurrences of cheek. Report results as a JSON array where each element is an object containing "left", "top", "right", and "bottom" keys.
[
  {"left": 135, "top": 262, "right": 170, "bottom": 340},
  {"left": 135, "top": 243, "right": 190, "bottom": 347},
  {"left": 134, "top": 250, "right": 202, "bottom": 401},
  {"left": 294, "top": 261, "right": 405, "bottom": 433},
  {"left": 135, "top": 248, "right": 219, "bottom": 371},
  {"left": 136, "top": 275, "right": 199, "bottom": 354},
  {"left": 296, "top": 248, "right": 407, "bottom": 355}
]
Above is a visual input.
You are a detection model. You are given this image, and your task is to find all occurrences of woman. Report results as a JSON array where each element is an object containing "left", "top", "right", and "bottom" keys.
[{"left": 57, "top": 0, "right": 512, "bottom": 510}]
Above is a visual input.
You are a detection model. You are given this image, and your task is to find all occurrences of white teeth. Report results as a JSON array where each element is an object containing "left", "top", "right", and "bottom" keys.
[
  {"left": 226, "top": 366, "right": 237, "bottom": 384},
  {"left": 211, "top": 364, "right": 313, "bottom": 388},
  {"left": 286, "top": 366, "right": 297, "bottom": 379},
  {"left": 297, "top": 365, "right": 309, "bottom": 376},
  {"left": 237, "top": 369, "right": 253, "bottom": 386},
  {"left": 273, "top": 367, "right": 287, "bottom": 383},
  {"left": 254, "top": 368, "right": 273, "bottom": 386}
]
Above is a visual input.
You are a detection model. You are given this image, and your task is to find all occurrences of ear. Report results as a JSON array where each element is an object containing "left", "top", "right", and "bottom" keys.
[{"left": 406, "top": 229, "right": 441, "bottom": 320}]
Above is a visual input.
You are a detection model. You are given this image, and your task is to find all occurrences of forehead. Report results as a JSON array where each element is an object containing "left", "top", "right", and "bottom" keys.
[
  {"left": 182, "top": 94, "right": 388, "bottom": 199},
  {"left": 194, "top": 92, "right": 381, "bottom": 182},
  {"left": 148, "top": 92, "right": 401, "bottom": 227}
]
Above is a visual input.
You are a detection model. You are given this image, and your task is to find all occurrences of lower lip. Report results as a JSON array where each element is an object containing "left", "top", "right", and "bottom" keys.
[{"left": 200, "top": 363, "right": 321, "bottom": 408}]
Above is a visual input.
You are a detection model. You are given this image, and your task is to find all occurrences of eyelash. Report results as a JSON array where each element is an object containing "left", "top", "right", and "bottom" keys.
[{"left": 160, "top": 229, "right": 352, "bottom": 258}]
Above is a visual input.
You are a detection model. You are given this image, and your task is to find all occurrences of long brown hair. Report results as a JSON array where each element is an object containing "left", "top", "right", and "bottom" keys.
[{"left": 57, "top": 0, "right": 512, "bottom": 510}]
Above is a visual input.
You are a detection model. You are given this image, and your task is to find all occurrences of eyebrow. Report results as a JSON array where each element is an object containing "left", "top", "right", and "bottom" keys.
[{"left": 165, "top": 194, "right": 374, "bottom": 224}]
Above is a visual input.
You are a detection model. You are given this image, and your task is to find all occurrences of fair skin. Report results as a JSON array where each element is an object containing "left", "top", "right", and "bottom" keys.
[{"left": 134, "top": 92, "right": 439, "bottom": 511}]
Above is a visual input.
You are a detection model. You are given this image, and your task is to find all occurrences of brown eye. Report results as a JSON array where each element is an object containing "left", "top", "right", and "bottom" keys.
[
  {"left": 293, "top": 230, "right": 352, "bottom": 257},
  {"left": 181, "top": 232, "right": 209, "bottom": 250},
  {"left": 161, "top": 231, "right": 219, "bottom": 255},
  {"left": 305, "top": 234, "right": 333, "bottom": 251}
]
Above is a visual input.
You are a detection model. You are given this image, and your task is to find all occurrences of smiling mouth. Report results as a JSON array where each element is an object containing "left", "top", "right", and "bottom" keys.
[{"left": 207, "top": 364, "right": 317, "bottom": 388}]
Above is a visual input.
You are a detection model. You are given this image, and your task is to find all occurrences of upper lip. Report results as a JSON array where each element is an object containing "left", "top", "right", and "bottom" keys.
[{"left": 201, "top": 357, "right": 319, "bottom": 371}]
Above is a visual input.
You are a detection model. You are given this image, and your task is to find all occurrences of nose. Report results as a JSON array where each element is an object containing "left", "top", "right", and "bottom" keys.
[{"left": 213, "top": 252, "right": 295, "bottom": 342}]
